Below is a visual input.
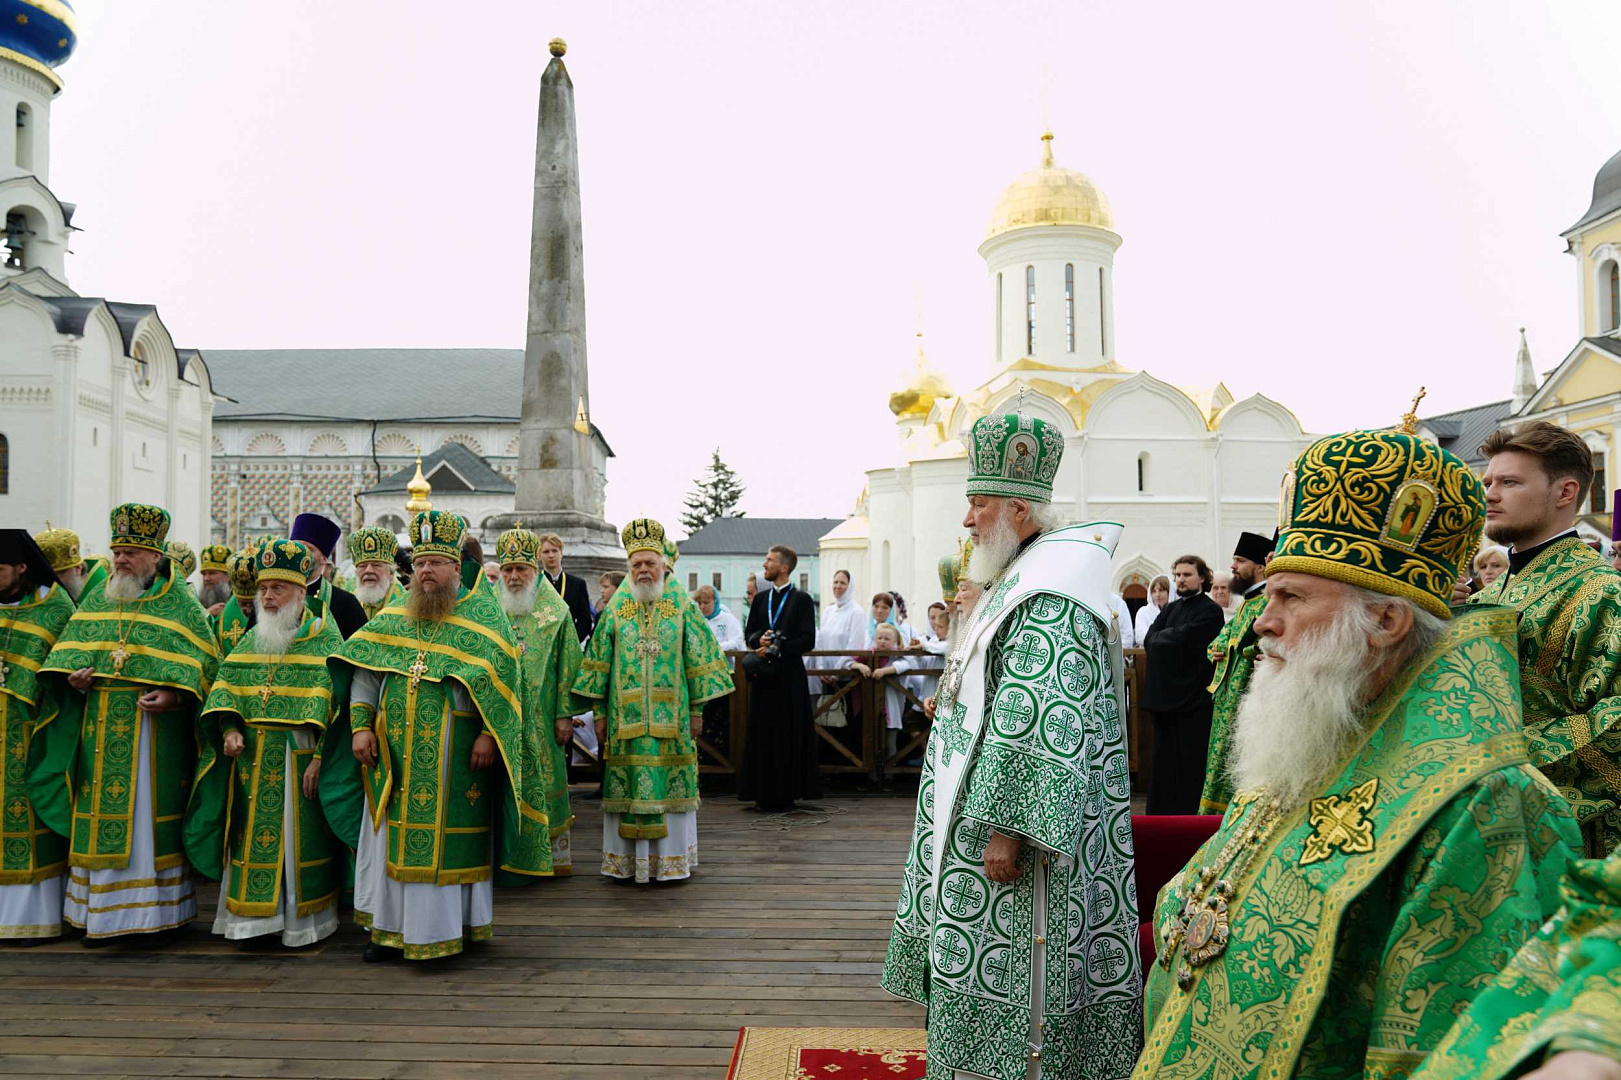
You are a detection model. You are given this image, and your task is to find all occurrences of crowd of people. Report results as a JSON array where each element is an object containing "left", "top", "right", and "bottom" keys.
[{"left": 11, "top": 406, "right": 1621, "bottom": 1079}]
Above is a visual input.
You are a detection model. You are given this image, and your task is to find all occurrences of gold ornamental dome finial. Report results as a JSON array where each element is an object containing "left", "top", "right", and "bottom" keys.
[
  {"left": 985, "top": 130, "right": 1114, "bottom": 239},
  {"left": 888, "top": 329, "right": 953, "bottom": 420},
  {"left": 549, "top": 38, "right": 567, "bottom": 58},
  {"left": 405, "top": 454, "right": 433, "bottom": 513}
]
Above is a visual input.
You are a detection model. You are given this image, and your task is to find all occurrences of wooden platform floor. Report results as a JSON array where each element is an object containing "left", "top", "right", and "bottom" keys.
[{"left": 0, "top": 793, "right": 924, "bottom": 1079}]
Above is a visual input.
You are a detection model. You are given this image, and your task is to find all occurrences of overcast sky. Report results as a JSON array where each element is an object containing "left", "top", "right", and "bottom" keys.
[{"left": 49, "top": 1, "right": 1621, "bottom": 536}]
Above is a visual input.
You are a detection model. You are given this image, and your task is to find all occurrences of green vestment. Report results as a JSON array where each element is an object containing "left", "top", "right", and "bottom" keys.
[
  {"left": 508, "top": 577, "right": 584, "bottom": 869},
  {"left": 217, "top": 596, "right": 252, "bottom": 656},
  {"left": 2, "top": 584, "right": 75, "bottom": 894},
  {"left": 1409, "top": 852, "right": 1621, "bottom": 1080},
  {"left": 186, "top": 611, "right": 345, "bottom": 918},
  {"left": 570, "top": 575, "right": 732, "bottom": 841},
  {"left": 883, "top": 524, "right": 1143, "bottom": 1080},
  {"left": 37, "top": 561, "right": 219, "bottom": 873},
  {"left": 1137, "top": 607, "right": 1583, "bottom": 1080},
  {"left": 1469, "top": 535, "right": 1621, "bottom": 856},
  {"left": 321, "top": 583, "right": 551, "bottom": 887},
  {"left": 1199, "top": 591, "right": 1267, "bottom": 816}
]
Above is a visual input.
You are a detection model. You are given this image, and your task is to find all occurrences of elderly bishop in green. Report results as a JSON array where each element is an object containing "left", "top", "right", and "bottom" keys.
[
  {"left": 884, "top": 413, "right": 1143, "bottom": 1080},
  {"left": 494, "top": 528, "right": 584, "bottom": 874},
  {"left": 1136, "top": 425, "right": 1583, "bottom": 1080},
  {"left": 571, "top": 519, "right": 732, "bottom": 884}
]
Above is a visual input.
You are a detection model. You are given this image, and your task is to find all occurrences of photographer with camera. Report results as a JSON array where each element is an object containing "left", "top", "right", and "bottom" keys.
[{"left": 738, "top": 545, "right": 821, "bottom": 812}]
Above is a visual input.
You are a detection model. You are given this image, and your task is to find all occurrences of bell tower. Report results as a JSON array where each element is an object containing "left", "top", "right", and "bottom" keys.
[{"left": 0, "top": 0, "right": 78, "bottom": 283}]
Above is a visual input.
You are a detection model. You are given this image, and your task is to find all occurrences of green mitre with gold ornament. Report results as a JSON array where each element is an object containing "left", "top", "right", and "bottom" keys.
[
  {"left": 256, "top": 538, "right": 315, "bottom": 587},
  {"left": 347, "top": 526, "right": 398, "bottom": 566},
  {"left": 937, "top": 537, "right": 975, "bottom": 603},
  {"left": 198, "top": 544, "right": 233, "bottom": 575},
  {"left": 622, "top": 518, "right": 666, "bottom": 555},
  {"left": 966, "top": 412, "right": 1065, "bottom": 503},
  {"left": 109, "top": 502, "right": 170, "bottom": 553},
  {"left": 165, "top": 540, "right": 197, "bottom": 580},
  {"left": 407, "top": 509, "right": 467, "bottom": 561},
  {"left": 495, "top": 528, "right": 541, "bottom": 569},
  {"left": 1270, "top": 401, "right": 1485, "bottom": 620}
]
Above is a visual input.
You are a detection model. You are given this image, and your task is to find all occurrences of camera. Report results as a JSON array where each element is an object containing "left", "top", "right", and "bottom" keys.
[{"left": 763, "top": 630, "right": 782, "bottom": 658}]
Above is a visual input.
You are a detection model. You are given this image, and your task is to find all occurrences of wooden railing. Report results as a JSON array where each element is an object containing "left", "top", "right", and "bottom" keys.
[{"left": 572, "top": 647, "right": 1153, "bottom": 791}]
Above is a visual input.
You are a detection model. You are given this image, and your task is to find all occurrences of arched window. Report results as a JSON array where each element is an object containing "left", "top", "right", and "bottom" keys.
[
  {"left": 1025, "top": 266, "right": 1036, "bottom": 355},
  {"left": 1593, "top": 451, "right": 1608, "bottom": 514},
  {"left": 995, "top": 273, "right": 1003, "bottom": 361},
  {"left": 131, "top": 343, "right": 151, "bottom": 389},
  {"left": 0, "top": 433, "right": 8, "bottom": 494},
  {"left": 1064, "top": 264, "right": 1075, "bottom": 353},
  {"left": 1137, "top": 451, "right": 1150, "bottom": 493},
  {"left": 375, "top": 513, "right": 406, "bottom": 534},
  {"left": 1610, "top": 262, "right": 1619, "bottom": 332},
  {"left": 14, "top": 104, "right": 30, "bottom": 172}
]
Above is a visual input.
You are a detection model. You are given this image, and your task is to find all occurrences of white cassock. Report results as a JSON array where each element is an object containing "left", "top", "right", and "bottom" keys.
[
  {"left": 601, "top": 811, "right": 699, "bottom": 884},
  {"left": 211, "top": 725, "right": 339, "bottom": 947},
  {"left": 350, "top": 670, "right": 493, "bottom": 955},
  {"left": 63, "top": 711, "right": 198, "bottom": 938},
  {"left": 810, "top": 594, "right": 867, "bottom": 723}
]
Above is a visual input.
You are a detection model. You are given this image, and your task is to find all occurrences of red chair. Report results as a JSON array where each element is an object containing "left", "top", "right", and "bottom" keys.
[{"left": 1131, "top": 814, "right": 1222, "bottom": 971}]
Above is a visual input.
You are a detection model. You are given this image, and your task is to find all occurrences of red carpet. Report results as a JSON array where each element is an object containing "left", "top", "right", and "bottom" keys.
[{"left": 725, "top": 1027, "right": 927, "bottom": 1079}]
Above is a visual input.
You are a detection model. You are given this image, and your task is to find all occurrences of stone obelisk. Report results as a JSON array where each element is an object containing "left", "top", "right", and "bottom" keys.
[{"left": 492, "top": 38, "right": 622, "bottom": 573}]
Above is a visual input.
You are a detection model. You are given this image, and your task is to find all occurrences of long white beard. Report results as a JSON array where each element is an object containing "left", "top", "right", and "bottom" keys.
[
  {"left": 967, "top": 514, "right": 1020, "bottom": 585},
  {"left": 197, "top": 580, "right": 231, "bottom": 608},
  {"left": 1228, "top": 603, "right": 1380, "bottom": 808},
  {"left": 105, "top": 569, "right": 153, "bottom": 601},
  {"left": 500, "top": 580, "right": 538, "bottom": 617},
  {"left": 629, "top": 575, "right": 664, "bottom": 604},
  {"left": 354, "top": 576, "right": 394, "bottom": 606},
  {"left": 252, "top": 599, "right": 306, "bottom": 655}
]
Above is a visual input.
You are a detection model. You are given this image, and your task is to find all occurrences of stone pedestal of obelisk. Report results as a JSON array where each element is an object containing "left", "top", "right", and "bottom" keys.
[{"left": 489, "top": 38, "right": 623, "bottom": 575}]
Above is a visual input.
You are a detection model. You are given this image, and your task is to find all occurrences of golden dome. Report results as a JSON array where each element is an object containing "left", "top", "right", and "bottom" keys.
[
  {"left": 985, "top": 131, "right": 1113, "bottom": 239},
  {"left": 889, "top": 332, "right": 953, "bottom": 419},
  {"left": 405, "top": 455, "right": 433, "bottom": 513}
]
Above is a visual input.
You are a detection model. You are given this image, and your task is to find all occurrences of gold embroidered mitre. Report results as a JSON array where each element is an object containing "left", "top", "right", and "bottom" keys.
[{"left": 621, "top": 518, "right": 666, "bottom": 556}]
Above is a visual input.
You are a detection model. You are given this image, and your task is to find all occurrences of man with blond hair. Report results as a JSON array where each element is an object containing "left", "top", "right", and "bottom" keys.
[{"left": 537, "top": 532, "right": 593, "bottom": 644}]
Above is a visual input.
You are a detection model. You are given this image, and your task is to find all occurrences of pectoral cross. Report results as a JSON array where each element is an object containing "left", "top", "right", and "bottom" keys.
[
  {"left": 407, "top": 651, "right": 429, "bottom": 691},
  {"left": 0, "top": 658, "right": 9, "bottom": 688},
  {"left": 111, "top": 644, "right": 130, "bottom": 675},
  {"left": 259, "top": 683, "right": 274, "bottom": 706},
  {"left": 635, "top": 636, "right": 662, "bottom": 659}
]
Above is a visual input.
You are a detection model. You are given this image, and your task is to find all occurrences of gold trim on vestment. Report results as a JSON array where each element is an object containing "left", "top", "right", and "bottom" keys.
[{"left": 68, "top": 611, "right": 218, "bottom": 660}]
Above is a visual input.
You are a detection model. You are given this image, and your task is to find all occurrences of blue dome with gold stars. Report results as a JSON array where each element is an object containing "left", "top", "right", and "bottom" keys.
[{"left": 0, "top": 0, "right": 77, "bottom": 86}]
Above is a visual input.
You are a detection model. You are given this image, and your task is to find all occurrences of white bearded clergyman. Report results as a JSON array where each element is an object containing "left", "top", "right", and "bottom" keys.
[{"left": 883, "top": 412, "right": 1143, "bottom": 1079}]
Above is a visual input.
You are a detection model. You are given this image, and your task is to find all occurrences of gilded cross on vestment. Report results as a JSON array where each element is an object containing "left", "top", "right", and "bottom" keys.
[
  {"left": 110, "top": 644, "right": 130, "bottom": 675},
  {"left": 407, "top": 651, "right": 430, "bottom": 692},
  {"left": 259, "top": 683, "right": 274, "bottom": 706},
  {"left": 0, "top": 658, "right": 10, "bottom": 688},
  {"left": 223, "top": 625, "right": 246, "bottom": 647}
]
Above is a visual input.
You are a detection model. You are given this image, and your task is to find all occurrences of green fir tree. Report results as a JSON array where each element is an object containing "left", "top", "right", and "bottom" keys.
[{"left": 680, "top": 449, "right": 746, "bottom": 534}]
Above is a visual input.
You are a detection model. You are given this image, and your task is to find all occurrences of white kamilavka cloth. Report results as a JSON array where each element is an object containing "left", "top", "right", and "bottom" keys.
[
  {"left": 63, "top": 712, "right": 197, "bottom": 938},
  {"left": 0, "top": 874, "right": 63, "bottom": 939},
  {"left": 601, "top": 811, "right": 697, "bottom": 883},
  {"left": 351, "top": 671, "right": 492, "bottom": 953},
  {"left": 211, "top": 727, "right": 338, "bottom": 947}
]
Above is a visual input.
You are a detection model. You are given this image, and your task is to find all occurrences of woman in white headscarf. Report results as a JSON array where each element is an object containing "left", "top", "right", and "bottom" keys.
[
  {"left": 1133, "top": 574, "right": 1170, "bottom": 644},
  {"left": 811, "top": 569, "right": 867, "bottom": 723},
  {"left": 694, "top": 585, "right": 744, "bottom": 651}
]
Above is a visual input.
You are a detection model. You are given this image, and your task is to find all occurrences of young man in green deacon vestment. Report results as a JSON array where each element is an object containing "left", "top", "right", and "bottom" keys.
[
  {"left": 348, "top": 527, "right": 405, "bottom": 622},
  {"left": 494, "top": 528, "right": 584, "bottom": 874},
  {"left": 187, "top": 538, "right": 343, "bottom": 948},
  {"left": 325, "top": 509, "right": 551, "bottom": 961},
  {"left": 571, "top": 518, "right": 733, "bottom": 884},
  {"left": 1462, "top": 421, "right": 1621, "bottom": 857},
  {"left": 883, "top": 413, "right": 1143, "bottom": 1080},
  {"left": 37, "top": 503, "right": 221, "bottom": 942},
  {"left": 0, "top": 530, "right": 77, "bottom": 941},
  {"left": 1198, "top": 530, "right": 1273, "bottom": 816},
  {"left": 1136, "top": 426, "right": 1584, "bottom": 1080},
  {"left": 216, "top": 544, "right": 261, "bottom": 657}
]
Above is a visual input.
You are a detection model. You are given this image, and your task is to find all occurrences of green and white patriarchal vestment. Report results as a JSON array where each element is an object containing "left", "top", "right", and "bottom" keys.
[{"left": 883, "top": 523, "right": 1143, "bottom": 1080}]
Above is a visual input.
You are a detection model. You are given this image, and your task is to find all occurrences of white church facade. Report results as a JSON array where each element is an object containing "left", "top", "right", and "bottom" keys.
[
  {"left": 821, "top": 133, "right": 1314, "bottom": 606},
  {"left": 0, "top": 12, "right": 216, "bottom": 552}
]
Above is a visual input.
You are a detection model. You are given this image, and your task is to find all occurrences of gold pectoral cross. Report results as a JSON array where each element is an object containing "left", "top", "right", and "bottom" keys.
[
  {"left": 110, "top": 644, "right": 130, "bottom": 674},
  {"left": 408, "top": 651, "right": 429, "bottom": 691},
  {"left": 259, "top": 683, "right": 274, "bottom": 706},
  {"left": 0, "top": 658, "right": 9, "bottom": 688}
]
